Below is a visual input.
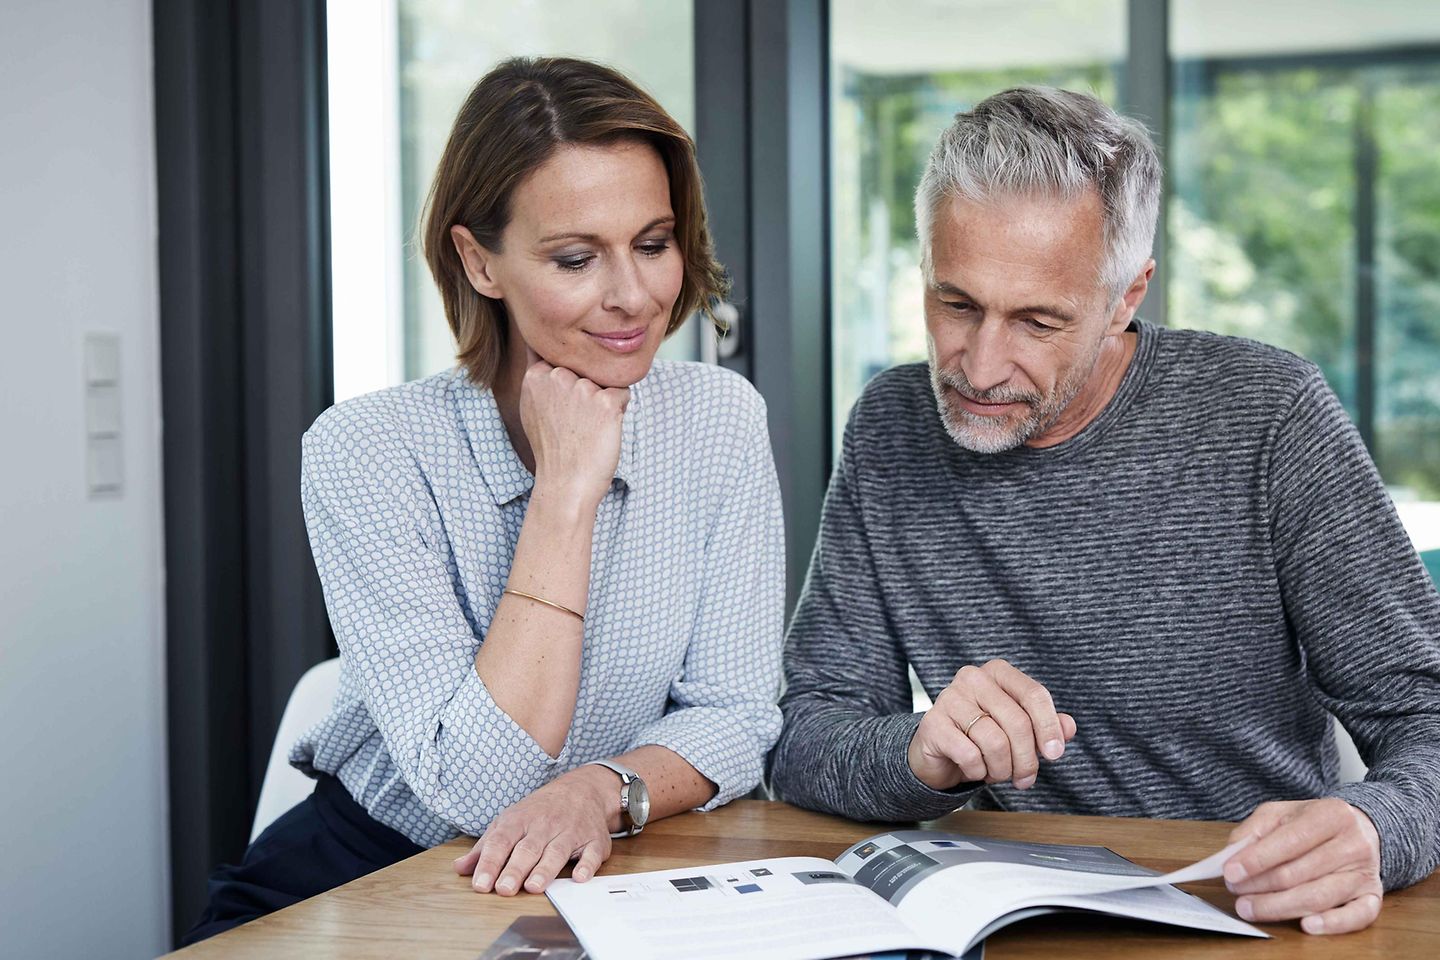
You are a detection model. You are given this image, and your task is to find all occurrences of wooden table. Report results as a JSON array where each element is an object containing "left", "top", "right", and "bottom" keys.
[{"left": 164, "top": 800, "right": 1440, "bottom": 958}]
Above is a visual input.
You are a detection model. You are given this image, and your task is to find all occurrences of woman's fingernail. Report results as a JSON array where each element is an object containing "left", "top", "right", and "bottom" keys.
[
  {"left": 1043, "top": 740, "right": 1063, "bottom": 759},
  {"left": 1235, "top": 898, "right": 1253, "bottom": 921}
]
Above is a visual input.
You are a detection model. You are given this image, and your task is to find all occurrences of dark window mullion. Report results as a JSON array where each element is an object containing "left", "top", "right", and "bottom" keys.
[
  {"left": 1354, "top": 75, "right": 1379, "bottom": 453},
  {"left": 1125, "top": 0, "right": 1171, "bottom": 326},
  {"left": 748, "top": 0, "right": 830, "bottom": 610}
]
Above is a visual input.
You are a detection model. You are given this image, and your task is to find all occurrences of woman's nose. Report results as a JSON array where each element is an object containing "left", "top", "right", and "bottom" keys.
[{"left": 602, "top": 258, "right": 649, "bottom": 315}]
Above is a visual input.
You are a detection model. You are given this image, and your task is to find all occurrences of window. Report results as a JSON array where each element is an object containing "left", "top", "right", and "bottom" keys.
[
  {"left": 328, "top": 0, "right": 696, "bottom": 403},
  {"left": 328, "top": 2, "right": 1440, "bottom": 557},
  {"left": 828, "top": 0, "right": 1126, "bottom": 451},
  {"left": 1171, "top": 0, "right": 1440, "bottom": 547},
  {"left": 828, "top": 0, "right": 1440, "bottom": 549}
]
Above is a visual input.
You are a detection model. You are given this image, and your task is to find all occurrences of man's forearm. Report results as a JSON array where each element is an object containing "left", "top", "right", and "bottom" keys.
[
  {"left": 1329, "top": 728, "right": 1440, "bottom": 890},
  {"left": 770, "top": 698, "right": 976, "bottom": 822}
]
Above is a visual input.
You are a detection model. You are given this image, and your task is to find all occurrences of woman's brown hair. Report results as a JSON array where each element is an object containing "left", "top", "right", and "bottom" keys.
[{"left": 421, "top": 56, "right": 730, "bottom": 386}]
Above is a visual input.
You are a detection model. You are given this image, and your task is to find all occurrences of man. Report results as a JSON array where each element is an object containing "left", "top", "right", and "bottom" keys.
[{"left": 769, "top": 87, "right": 1440, "bottom": 936}]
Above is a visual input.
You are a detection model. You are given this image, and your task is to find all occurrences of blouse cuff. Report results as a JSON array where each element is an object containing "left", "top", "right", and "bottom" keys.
[
  {"left": 630, "top": 705, "right": 777, "bottom": 811},
  {"left": 418, "top": 668, "right": 573, "bottom": 829}
]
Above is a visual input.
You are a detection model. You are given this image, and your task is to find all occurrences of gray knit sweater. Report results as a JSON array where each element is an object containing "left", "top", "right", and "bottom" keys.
[{"left": 769, "top": 319, "right": 1440, "bottom": 891}]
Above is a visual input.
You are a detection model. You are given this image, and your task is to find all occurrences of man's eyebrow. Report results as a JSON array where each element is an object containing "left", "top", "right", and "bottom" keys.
[
  {"left": 931, "top": 282, "right": 991, "bottom": 312},
  {"left": 931, "top": 281, "right": 1075, "bottom": 325},
  {"left": 932, "top": 281, "right": 976, "bottom": 301},
  {"left": 1011, "top": 302, "right": 1077, "bottom": 325},
  {"left": 537, "top": 216, "right": 675, "bottom": 245}
]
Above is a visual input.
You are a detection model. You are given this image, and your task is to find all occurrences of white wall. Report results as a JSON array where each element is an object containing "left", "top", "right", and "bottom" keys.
[{"left": 0, "top": 1, "right": 170, "bottom": 957}]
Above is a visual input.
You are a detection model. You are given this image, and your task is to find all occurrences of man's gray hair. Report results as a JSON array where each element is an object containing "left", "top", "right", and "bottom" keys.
[{"left": 915, "top": 86, "right": 1162, "bottom": 302}]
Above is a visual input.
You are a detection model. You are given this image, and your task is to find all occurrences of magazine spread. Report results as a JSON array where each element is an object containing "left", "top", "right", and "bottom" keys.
[{"left": 545, "top": 830, "right": 1267, "bottom": 960}]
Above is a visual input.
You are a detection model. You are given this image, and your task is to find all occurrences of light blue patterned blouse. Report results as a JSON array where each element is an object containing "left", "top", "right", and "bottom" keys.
[{"left": 290, "top": 359, "right": 785, "bottom": 847}]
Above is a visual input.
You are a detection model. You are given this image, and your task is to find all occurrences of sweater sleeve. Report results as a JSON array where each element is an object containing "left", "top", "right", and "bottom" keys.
[
  {"left": 1268, "top": 373, "right": 1440, "bottom": 890},
  {"left": 768, "top": 405, "right": 977, "bottom": 821}
]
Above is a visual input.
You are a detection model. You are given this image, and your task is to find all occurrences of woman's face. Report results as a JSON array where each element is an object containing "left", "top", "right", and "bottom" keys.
[{"left": 454, "top": 139, "right": 684, "bottom": 389}]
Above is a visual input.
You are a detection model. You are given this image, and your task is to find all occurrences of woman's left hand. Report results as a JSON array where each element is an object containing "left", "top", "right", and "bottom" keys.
[{"left": 454, "top": 765, "right": 618, "bottom": 895}]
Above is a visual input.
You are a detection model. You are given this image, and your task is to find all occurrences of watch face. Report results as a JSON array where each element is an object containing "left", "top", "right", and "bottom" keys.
[{"left": 625, "top": 779, "right": 650, "bottom": 827}]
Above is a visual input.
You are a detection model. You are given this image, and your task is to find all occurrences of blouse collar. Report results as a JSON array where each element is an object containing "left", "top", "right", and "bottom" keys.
[{"left": 450, "top": 369, "right": 643, "bottom": 506}]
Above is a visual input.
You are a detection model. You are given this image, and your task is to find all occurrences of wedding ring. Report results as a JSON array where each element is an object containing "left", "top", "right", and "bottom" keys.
[{"left": 963, "top": 711, "right": 992, "bottom": 737}]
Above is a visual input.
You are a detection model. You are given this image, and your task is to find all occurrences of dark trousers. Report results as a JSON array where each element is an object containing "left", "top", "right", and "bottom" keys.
[{"left": 183, "top": 773, "right": 424, "bottom": 945}]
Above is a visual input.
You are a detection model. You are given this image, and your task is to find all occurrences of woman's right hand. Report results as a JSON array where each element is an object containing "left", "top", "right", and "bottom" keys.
[{"left": 519, "top": 352, "right": 630, "bottom": 509}]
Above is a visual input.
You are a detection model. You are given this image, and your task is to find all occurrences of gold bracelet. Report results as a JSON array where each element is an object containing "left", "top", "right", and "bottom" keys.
[{"left": 502, "top": 588, "right": 585, "bottom": 623}]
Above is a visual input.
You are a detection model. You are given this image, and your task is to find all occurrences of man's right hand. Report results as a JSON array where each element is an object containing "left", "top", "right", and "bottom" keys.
[{"left": 907, "top": 659, "right": 1077, "bottom": 791}]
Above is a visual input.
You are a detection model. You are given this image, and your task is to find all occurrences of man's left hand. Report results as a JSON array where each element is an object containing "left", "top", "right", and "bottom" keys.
[{"left": 1224, "top": 798, "right": 1383, "bottom": 935}]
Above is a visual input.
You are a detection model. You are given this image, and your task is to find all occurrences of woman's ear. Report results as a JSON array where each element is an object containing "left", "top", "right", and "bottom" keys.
[{"left": 451, "top": 225, "right": 503, "bottom": 298}]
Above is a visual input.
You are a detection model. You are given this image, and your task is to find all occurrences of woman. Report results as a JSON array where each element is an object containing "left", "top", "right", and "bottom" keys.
[{"left": 185, "top": 56, "right": 783, "bottom": 942}]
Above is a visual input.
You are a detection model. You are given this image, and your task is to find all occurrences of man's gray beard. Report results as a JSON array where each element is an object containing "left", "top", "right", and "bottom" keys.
[{"left": 928, "top": 343, "right": 1100, "bottom": 454}]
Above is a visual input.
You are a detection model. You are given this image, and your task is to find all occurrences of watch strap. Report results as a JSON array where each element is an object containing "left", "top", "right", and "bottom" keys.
[
  {"left": 589, "top": 759, "right": 638, "bottom": 785},
  {"left": 588, "top": 760, "right": 644, "bottom": 838}
]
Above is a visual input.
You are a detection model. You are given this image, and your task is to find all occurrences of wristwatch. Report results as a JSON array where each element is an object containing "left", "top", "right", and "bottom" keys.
[{"left": 588, "top": 760, "right": 650, "bottom": 838}]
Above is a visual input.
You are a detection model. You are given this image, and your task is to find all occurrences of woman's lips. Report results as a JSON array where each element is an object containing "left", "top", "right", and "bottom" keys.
[{"left": 586, "top": 327, "right": 648, "bottom": 354}]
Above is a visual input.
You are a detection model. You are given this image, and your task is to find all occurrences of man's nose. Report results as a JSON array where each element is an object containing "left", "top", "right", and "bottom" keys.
[{"left": 960, "top": 320, "right": 1014, "bottom": 392}]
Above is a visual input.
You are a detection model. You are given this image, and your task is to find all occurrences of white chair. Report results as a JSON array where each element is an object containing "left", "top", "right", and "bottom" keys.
[
  {"left": 250, "top": 657, "right": 343, "bottom": 842},
  {"left": 1334, "top": 715, "right": 1368, "bottom": 784}
]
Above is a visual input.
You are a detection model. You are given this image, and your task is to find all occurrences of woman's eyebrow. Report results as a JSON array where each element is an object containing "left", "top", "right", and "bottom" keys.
[{"left": 536, "top": 216, "right": 675, "bottom": 245}]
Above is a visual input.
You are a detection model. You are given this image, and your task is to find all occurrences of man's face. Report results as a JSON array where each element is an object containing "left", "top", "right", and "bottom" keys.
[{"left": 923, "top": 189, "right": 1119, "bottom": 453}]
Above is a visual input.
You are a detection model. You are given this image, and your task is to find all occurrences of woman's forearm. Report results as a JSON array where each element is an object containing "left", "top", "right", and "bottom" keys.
[
  {"left": 619, "top": 744, "right": 718, "bottom": 821},
  {"left": 473, "top": 481, "right": 598, "bottom": 756},
  {"left": 568, "top": 744, "right": 718, "bottom": 831}
]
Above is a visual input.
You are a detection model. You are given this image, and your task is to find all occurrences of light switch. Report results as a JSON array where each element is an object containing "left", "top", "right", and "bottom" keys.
[
  {"left": 86, "top": 383, "right": 122, "bottom": 435},
  {"left": 87, "top": 435, "right": 124, "bottom": 495},
  {"left": 84, "top": 332, "right": 123, "bottom": 499},
  {"left": 84, "top": 332, "right": 121, "bottom": 384}
]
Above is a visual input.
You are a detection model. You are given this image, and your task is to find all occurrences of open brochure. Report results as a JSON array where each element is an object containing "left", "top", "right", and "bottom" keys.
[{"left": 545, "top": 830, "right": 1267, "bottom": 960}]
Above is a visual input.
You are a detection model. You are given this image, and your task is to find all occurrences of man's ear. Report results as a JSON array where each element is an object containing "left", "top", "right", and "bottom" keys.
[
  {"left": 451, "top": 225, "right": 503, "bottom": 298},
  {"left": 1108, "top": 257, "right": 1155, "bottom": 334}
]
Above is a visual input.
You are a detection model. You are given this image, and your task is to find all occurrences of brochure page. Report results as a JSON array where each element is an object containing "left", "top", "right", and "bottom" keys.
[
  {"left": 547, "top": 856, "right": 946, "bottom": 960},
  {"left": 833, "top": 831, "right": 1265, "bottom": 955}
]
